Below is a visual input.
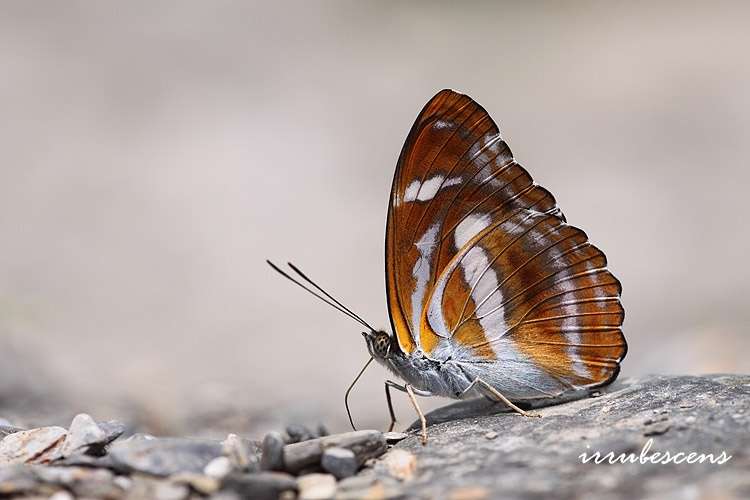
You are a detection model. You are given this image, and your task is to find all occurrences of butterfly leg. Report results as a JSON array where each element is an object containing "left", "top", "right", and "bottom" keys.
[
  {"left": 462, "top": 378, "right": 541, "bottom": 418},
  {"left": 385, "top": 380, "right": 431, "bottom": 444},
  {"left": 384, "top": 381, "right": 398, "bottom": 432}
]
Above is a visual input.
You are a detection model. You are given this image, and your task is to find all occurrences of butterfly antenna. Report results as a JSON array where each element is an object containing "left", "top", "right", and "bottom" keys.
[
  {"left": 285, "top": 261, "right": 377, "bottom": 332},
  {"left": 266, "top": 260, "right": 374, "bottom": 331},
  {"left": 345, "top": 356, "right": 374, "bottom": 431}
]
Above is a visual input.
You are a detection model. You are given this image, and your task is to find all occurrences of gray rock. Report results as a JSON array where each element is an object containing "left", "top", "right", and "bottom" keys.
[
  {"left": 260, "top": 431, "right": 285, "bottom": 471},
  {"left": 220, "top": 471, "right": 297, "bottom": 500},
  {"left": 109, "top": 436, "right": 223, "bottom": 477},
  {"left": 221, "top": 433, "right": 258, "bottom": 472},
  {"left": 383, "top": 432, "right": 408, "bottom": 444},
  {"left": 60, "top": 413, "right": 107, "bottom": 458},
  {"left": 0, "top": 464, "right": 39, "bottom": 496},
  {"left": 153, "top": 480, "right": 190, "bottom": 500},
  {"left": 0, "top": 426, "right": 67, "bottom": 464},
  {"left": 379, "top": 375, "right": 750, "bottom": 499},
  {"left": 170, "top": 472, "right": 220, "bottom": 495},
  {"left": 55, "top": 452, "right": 124, "bottom": 471},
  {"left": 283, "top": 430, "right": 387, "bottom": 475},
  {"left": 285, "top": 424, "right": 314, "bottom": 444},
  {"left": 34, "top": 465, "right": 122, "bottom": 499},
  {"left": 321, "top": 447, "right": 358, "bottom": 479},
  {"left": 204, "top": 456, "right": 232, "bottom": 479},
  {"left": 125, "top": 474, "right": 186, "bottom": 499},
  {"left": 97, "top": 420, "right": 126, "bottom": 445},
  {"left": 0, "top": 423, "right": 24, "bottom": 439}
]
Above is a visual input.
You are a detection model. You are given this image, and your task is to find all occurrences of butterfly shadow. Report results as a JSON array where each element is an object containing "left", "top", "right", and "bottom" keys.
[{"left": 408, "top": 379, "right": 632, "bottom": 431}]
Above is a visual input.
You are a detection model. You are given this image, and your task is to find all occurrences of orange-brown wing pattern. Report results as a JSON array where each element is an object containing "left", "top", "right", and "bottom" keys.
[
  {"left": 385, "top": 89, "right": 625, "bottom": 392},
  {"left": 386, "top": 89, "right": 562, "bottom": 354},
  {"left": 424, "top": 209, "right": 625, "bottom": 390}
]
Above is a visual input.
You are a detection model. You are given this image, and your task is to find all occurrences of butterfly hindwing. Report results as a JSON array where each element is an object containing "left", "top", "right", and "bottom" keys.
[{"left": 386, "top": 89, "right": 626, "bottom": 396}]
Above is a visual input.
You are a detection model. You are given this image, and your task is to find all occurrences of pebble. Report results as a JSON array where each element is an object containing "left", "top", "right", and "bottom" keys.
[
  {"left": 0, "top": 464, "right": 38, "bottom": 495},
  {"left": 113, "top": 475, "right": 133, "bottom": 491},
  {"left": 484, "top": 431, "right": 498, "bottom": 440},
  {"left": 204, "top": 456, "right": 233, "bottom": 479},
  {"left": 383, "top": 432, "right": 408, "bottom": 444},
  {"left": 154, "top": 480, "right": 190, "bottom": 500},
  {"left": 34, "top": 466, "right": 121, "bottom": 499},
  {"left": 377, "top": 448, "right": 417, "bottom": 481},
  {"left": 109, "top": 436, "right": 223, "bottom": 476},
  {"left": 0, "top": 423, "right": 24, "bottom": 439},
  {"left": 0, "top": 426, "right": 67, "bottom": 465},
  {"left": 336, "top": 474, "right": 403, "bottom": 500},
  {"left": 222, "top": 433, "right": 252, "bottom": 471},
  {"left": 321, "top": 447, "right": 358, "bottom": 479},
  {"left": 286, "top": 424, "right": 314, "bottom": 444},
  {"left": 171, "top": 472, "right": 220, "bottom": 495},
  {"left": 60, "top": 413, "right": 107, "bottom": 458},
  {"left": 297, "top": 473, "right": 337, "bottom": 499},
  {"left": 48, "top": 491, "right": 74, "bottom": 500},
  {"left": 221, "top": 471, "right": 297, "bottom": 500},
  {"left": 260, "top": 431, "right": 285, "bottom": 471},
  {"left": 283, "top": 430, "right": 387, "bottom": 475},
  {"left": 97, "top": 420, "right": 127, "bottom": 445}
]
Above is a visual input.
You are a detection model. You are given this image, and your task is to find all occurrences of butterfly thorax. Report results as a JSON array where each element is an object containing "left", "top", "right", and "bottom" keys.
[{"left": 364, "top": 330, "right": 475, "bottom": 398}]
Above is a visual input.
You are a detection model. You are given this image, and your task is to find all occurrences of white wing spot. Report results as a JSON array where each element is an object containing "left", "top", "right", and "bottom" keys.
[
  {"left": 403, "top": 175, "right": 463, "bottom": 203},
  {"left": 454, "top": 213, "right": 491, "bottom": 248},
  {"left": 404, "top": 180, "right": 421, "bottom": 202},
  {"left": 410, "top": 223, "right": 440, "bottom": 338}
]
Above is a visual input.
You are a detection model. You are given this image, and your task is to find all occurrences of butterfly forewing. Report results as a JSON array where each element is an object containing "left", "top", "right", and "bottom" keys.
[{"left": 386, "top": 89, "right": 626, "bottom": 396}]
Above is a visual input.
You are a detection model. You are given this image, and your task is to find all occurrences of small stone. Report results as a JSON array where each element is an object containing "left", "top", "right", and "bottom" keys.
[
  {"left": 0, "top": 423, "right": 24, "bottom": 439},
  {"left": 685, "top": 416, "right": 696, "bottom": 424},
  {"left": 171, "top": 472, "right": 220, "bottom": 495},
  {"left": 261, "top": 431, "right": 285, "bottom": 471},
  {"left": 0, "top": 464, "right": 38, "bottom": 495},
  {"left": 49, "top": 491, "right": 74, "bottom": 500},
  {"left": 643, "top": 420, "right": 671, "bottom": 436},
  {"left": 221, "top": 471, "right": 297, "bottom": 500},
  {"left": 297, "top": 473, "right": 336, "bottom": 499},
  {"left": 97, "top": 420, "right": 127, "bottom": 445},
  {"left": 336, "top": 474, "right": 403, "bottom": 500},
  {"left": 109, "top": 436, "right": 223, "bottom": 476},
  {"left": 204, "top": 456, "right": 233, "bottom": 479},
  {"left": 113, "top": 475, "right": 132, "bottom": 491},
  {"left": 286, "top": 424, "right": 314, "bottom": 444},
  {"left": 0, "top": 426, "right": 67, "bottom": 464},
  {"left": 383, "top": 432, "right": 408, "bottom": 444},
  {"left": 283, "top": 430, "right": 387, "bottom": 475},
  {"left": 377, "top": 449, "right": 417, "bottom": 481},
  {"left": 154, "top": 481, "right": 189, "bottom": 500},
  {"left": 321, "top": 447, "right": 358, "bottom": 479},
  {"left": 484, "top": 431, "right": 498, "bottom": 440},
  {"left": 34, "top": 466, "right": 120, "bottom": 499},
  {"left": 60, "top": 413, "right": 107, "bottom": 458},
  {"left": 222, "top": 433, "right": 251, "bottom": 470}
]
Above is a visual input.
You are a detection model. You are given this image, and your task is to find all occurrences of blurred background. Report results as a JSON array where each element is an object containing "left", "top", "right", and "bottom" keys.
[{"left": 1, "top": 1, "right": 748, "bottom": 438}]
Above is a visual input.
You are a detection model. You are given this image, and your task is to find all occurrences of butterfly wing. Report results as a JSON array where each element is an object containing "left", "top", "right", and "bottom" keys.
[{"left": 385, "top": 89, "right": 625, "bottom": 396}]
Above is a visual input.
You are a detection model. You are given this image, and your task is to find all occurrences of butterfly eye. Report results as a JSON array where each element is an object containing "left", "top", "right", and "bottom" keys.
[{"left": 374, "top": 333, "right": 390, "bottom": 357}]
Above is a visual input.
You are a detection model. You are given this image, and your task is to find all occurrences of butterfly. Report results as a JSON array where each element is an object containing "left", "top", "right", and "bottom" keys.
[{"left": 269, "top": 89, "right": 627, "bottom": 444}]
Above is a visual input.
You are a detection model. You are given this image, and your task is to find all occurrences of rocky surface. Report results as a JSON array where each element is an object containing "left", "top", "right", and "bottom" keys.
[
  {"left": 0, "top": 375, "right": 747, "bottom": 499},
  {"left": 385, "top": 374, "right": 750, "bottom": 499}
]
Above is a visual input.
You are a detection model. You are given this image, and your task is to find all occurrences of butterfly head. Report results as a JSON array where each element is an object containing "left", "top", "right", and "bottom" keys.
[{"left": 363, "top": 330, "right": 393, "bottom": 360}]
